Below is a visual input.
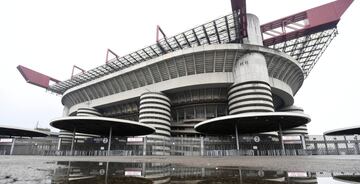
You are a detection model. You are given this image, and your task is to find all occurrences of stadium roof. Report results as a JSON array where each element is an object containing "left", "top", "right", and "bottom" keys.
[
  {"left": 50, "top": 116, "right": 155, "bottom": 136},
  {"left": 18, "top": 0, "right": 353, "bottom": 95},
  {"left": 0, "top": 124, "right": 49, "bottom": 137},
  {"left": 324, "top": 125, "right": 360, "bottom": 135}
]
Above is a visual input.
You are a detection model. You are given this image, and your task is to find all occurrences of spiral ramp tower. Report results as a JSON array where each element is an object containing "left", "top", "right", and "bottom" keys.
[
  {"left": 279, "top": 105, "right": 310, "bottom": 149},
  {"left": 195, "top": 14, "right": 311, "bottom": 153},
  {"left": 139, "top": 92, "right": 171, "bottom": 155},
  {"left": 279, "top": 106, "right": 309, "bottom": 138},
  {"left": 58, "top": 107, "right": 100, "bottom": 150},
  {"left": 142, "top": 163, "right": 171, "bottom": 184}
]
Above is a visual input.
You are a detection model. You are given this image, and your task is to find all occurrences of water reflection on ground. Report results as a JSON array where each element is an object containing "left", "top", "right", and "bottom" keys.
[{"left": 51, "top": 161, "right": 360, "bottom": 184}]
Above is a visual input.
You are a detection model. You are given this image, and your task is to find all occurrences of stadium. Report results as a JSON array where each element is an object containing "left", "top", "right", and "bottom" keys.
[{"left": 16, "top": 0, "right": 354, "bottom": 156}]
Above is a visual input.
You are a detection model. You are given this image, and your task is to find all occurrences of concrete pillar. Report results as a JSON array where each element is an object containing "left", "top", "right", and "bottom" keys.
[
  {"left": 344, "top": 136, "right": 349, "bottom": 153},
  {"left": 242, "top": 14, "right": 263, "bottom": 46},
  {"left": 200, "top": 136, "right": 204, "bottom": 156},
  {"left": 314, "top": 142, "right": 318, "bottom": 152},
  {"left": 143, "top": 137, "right": 147, "bottom": 156},
  {"left": 355, "top": 142, "right": 360, "bottom": 155},
  {"left": 139, "top": 92, "right": 171, "bottom": 156},
  {"left": 70, "top": 128, "right": 76, "bottom": 156},
  {"left": 57, "top": 138, "right": 62, "bottom": 151},
  {"left": 334, "top": 141, "right": 339, "bottom": 155},
  {"left": 355, "top": 136, "right": 359, "bottom": 155},
  {"left": 105, "top": 162, "right": 109, "bottom": 184},
  {"left": 238, "top": 168, "right": 243, "bottom": 184},
  {"left": 107, "top": 127, "right": 112, "bottom": 156},
  {"left": 301, "top": 135, "right": 306, "bottom": 150},
  {"left": 181, "top": 135, "right": 184, "bottom": 156},
  {"left": 201, "top": 168, "right": 205, "bottom": 177},
  {"left": 235, "top": 124, "right": 240, "bottom": 151},
  {"left": 279, "top": 124, "right": 285, "bottom": 155},
  {"left": 10, "top": 138, "right": 16, "bottom": 155},
  {"left": 323, "top": 135, "right": 329, "bottom": 155},
  {"left": 228, "top": 14, "right": 275, "bottom": 152}
]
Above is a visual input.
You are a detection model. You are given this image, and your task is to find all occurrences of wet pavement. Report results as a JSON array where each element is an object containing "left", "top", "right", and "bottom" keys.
[{"left": 0, "top": 155, "right": 360, "bottom": 183}]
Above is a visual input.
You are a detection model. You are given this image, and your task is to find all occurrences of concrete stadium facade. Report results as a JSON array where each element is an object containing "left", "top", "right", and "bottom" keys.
[{"left": 57, "top": 14, "right": 309, "bottom": 155}]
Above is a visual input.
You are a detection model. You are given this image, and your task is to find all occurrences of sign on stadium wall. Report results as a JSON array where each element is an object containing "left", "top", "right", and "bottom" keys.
[
  {"left": 127, "top": 137, "right": 143, "bottom": 142},
  {"left": 0, "top": 138, "right": 13, "bottom": 143}
]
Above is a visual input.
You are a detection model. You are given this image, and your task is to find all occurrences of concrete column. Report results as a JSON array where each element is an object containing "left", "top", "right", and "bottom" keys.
[
  {"left": 344, "top": 136, "right": 349, "bottom": 153},
  {"left": 301, "top": 135, "right": 306, "bottom": 150},
  {"left": 201, "top": 168, "right": 205, "bottom": 177},
  {"left": 242, "top": 14, "right": 263, "bottom": 46},
  {"left": 314, "top": 142, "right": 318, "bottom": 153},
  {"left": 334, "top": 142, "right": 339, "bottom": 155},
  {"left": 181, "top": 135, "right": 184, "bottom": 156},
  {"left": 142, "top": 162, "right": 146, "bottom": 176},
  {"left": 323, "top": 135, "right": 329, "bottom": 155},
  {"left": 238, "top": 168, "right": 243, "bottom": 184},
  {"left": 235, "top": 124, "right": 240, "bottom": 151},
  {"left": 353, "top": 135, "right": 358, "bottom": 155},
  {"left": 279, "top": 124, "right": 285, "bottom": 155},
  {"left": 107, "top": 127, "right": 112, "bottom": 156},
  {"left": 57, "top": 138, "right": 62, "bottom": 151},
  {"left": 70, "top": 128, "right": 76, "bottom": 156},
  {"left": 10, "top": 138, "right": 16, "bottom": 155},
  {"left": 200, "top": 136, "right": 204, "bottom": 156},
  {"left": 180, "top": 135, "right": 185, "bottom": 155},
  {"left": 105, "top": 162, "right": 109, "bottom": 184},
  {"left": 143, "top": 137, "right": 147, "bottom": 156}
]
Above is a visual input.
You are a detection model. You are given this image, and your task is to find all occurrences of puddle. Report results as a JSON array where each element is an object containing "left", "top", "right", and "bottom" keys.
[{"left": 48, "top": 161, "right": 359, "bottom": 183}]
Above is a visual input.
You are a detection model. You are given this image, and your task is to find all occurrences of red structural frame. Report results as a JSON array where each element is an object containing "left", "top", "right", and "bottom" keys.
[
  {"left": 70, "top": 65, "right": 85, "bottom": 79},
  {"left": 261, "top": 0, "right": 353, "bottom": 46},
  {"left": 17, "top": 65, "right": 60, "bottom": 91},
  {"left": 105, "top": 49, "right": 120, "bottom": 64}
]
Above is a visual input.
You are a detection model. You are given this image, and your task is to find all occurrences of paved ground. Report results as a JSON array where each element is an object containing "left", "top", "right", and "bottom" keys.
[{"left": 1, "top": 155, "right": 360, "bottom": 172}]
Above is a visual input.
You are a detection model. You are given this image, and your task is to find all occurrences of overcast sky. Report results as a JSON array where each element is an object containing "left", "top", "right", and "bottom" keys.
[{"left": 0, "top": 0, "right": 359, "bottom": 134}]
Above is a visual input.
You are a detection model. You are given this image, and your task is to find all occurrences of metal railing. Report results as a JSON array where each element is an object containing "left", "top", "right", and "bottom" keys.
[{"left": 2, "top": 135, "right": 360, "bottom": 156}]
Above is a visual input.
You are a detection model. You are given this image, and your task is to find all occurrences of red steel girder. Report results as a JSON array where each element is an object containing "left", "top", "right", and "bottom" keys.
[
  {"left": 71, "top": 65, "right": 85, "bottom": 79},
  {"left": 261, "top": 0, "right": 353, "bottom": 46},
  {"left": 17, "top": 65, "right": 60, "bottom": 92}
]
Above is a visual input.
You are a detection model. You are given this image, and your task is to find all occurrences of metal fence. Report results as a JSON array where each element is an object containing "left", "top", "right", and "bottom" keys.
[{"left": 1, "top": 135, "right": 360, "bottom": 156}]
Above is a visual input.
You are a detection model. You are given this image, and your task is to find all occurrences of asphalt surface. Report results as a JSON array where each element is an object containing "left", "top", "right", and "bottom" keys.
[{"left": 1, "top": 155, "right": 360, "bottom": 171}]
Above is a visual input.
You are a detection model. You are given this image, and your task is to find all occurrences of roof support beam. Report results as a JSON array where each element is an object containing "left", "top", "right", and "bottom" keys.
[
  {"left": 202, "top": 25, "right": 211, "bottom": 44},
  {"left": 182, "top": 33, "right": 191, "bottom": 47},
  {"left": 224, "top": 16, "right": 231, "bottom": 42},
  {"left": 213, "top": 21, "right": 221, "bottom": 43},
  {"left": 174, "top": 37, "right": 183, "bottom": 49},
  {"left": 192, "top": 29, "right": 201, "bottom": 46}
]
